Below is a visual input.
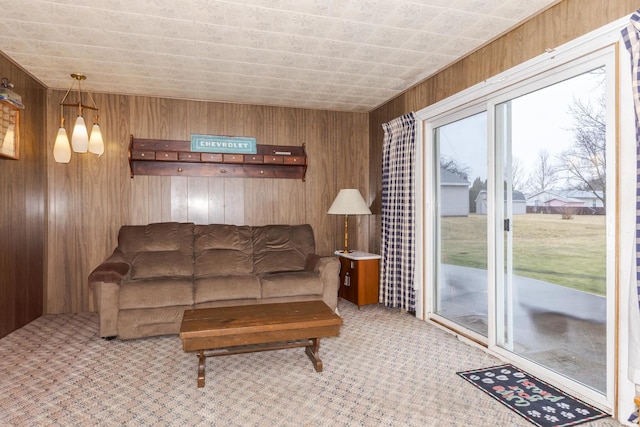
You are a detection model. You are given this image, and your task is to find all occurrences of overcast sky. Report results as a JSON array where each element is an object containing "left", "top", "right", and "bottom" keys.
[{"left": 438, "top": 67, "right": 606, "bottom": 184}]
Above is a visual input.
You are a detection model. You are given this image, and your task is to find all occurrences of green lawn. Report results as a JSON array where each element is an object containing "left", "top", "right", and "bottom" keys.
[{"left": 441, "top": 214, "right": 606, "bottom": 295}]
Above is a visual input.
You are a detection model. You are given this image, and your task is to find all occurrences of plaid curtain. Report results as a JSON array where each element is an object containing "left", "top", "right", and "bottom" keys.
[
  {"left": 380, "top": 112, "right": 416, "bottom": 311},
  {"left": 623, "top": 10, "right": 640, "bottom": 313},
  {"left": 622, "top": 9, "right": 640, "bottom": 422}
]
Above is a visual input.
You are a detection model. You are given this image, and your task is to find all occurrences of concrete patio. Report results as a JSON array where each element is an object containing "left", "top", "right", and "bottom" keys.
[{"left": 438, "top": 264, "right": 606, "bottom": 392}]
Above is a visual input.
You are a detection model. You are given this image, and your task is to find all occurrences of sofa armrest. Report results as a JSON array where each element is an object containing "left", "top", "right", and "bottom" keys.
[
  {"left": 88, "top": 249, "right": 131, "bottom": 285},
  {"left": 88, "top": 249, "right": 131, "bottom": 338},
  {"left": 305, "top": 254, "right": 341, "bottom": 311}
]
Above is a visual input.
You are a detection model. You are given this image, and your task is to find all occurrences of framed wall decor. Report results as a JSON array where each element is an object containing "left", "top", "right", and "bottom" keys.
[{"left": 0, "top": 93, "right": 22, "bottom": 160}]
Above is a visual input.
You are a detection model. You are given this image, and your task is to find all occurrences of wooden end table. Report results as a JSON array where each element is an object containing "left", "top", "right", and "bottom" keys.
[
  {"left": 179, "top": 301, "right": 342, "bottom": 387},
  {"left": 335, "top": 250, "right": 381, "bottom": 309}
]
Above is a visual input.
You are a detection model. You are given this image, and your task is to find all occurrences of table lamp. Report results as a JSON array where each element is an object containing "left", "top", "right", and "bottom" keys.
[{"left": 327, "top": 189, "right": 372, "bottom": 253}]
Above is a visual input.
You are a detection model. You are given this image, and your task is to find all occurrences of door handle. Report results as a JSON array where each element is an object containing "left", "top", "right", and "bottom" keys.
[{"left": 504, "top": 219, "right": 510, "bottom": 231}]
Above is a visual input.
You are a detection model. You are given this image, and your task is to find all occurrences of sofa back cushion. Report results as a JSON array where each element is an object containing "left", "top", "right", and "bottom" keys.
[
  {"left": 194, "top": 224, "right": 253, "bottom": 276},
  {"left": 252, "top": 224, "right": 315, "bottom": 274},
  {"left": 118, "top": 222, "right": 195, "bottom": 279}
]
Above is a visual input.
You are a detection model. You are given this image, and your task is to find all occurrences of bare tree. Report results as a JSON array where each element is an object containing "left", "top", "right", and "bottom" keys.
[
  {"left": 510, "top": 157, "right": 527, "bottom": 193},
  {"left": 527, "top": 150, "right": 560, "bottom": 193},
  {"left": 440, "top": 156, "right": 470, "bottom": 180},
  {"left": 559, "top": 91, "right": 606, "bottom": 207}
]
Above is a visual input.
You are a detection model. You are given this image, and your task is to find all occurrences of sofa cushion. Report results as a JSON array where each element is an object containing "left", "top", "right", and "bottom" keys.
[
  {"left": 259, "top": 271, "right": 323, "bottom": 299},
  {"left": 252, "top": 224, "right": 315, "bottom": 274},
  {"left": 119, "top": 222, "right": 195, "bottom": 279},
  {"left": 194, "top": 224, "right": 253, "bottom": 276},
  {"left": 194, "top": 275, "right": 261, "bottom": 303},
  {"left": 130, "top": 251, "right": 193, "bottom": 279},
  {"left": 119, "top": 278, "right": 193, "bottom": 310},
  {"left": 118, "top": 222, "right": 194, "bottom": 253}
]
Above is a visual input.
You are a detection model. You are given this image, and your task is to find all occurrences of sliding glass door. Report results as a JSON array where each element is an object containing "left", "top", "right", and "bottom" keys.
[
  {"left": 424, "top": 46, "right": 615, "bottom": 407},
  {"left": 434, "top": 111, "right": 488, "bottom": 338},
  {"left": 495, "top": 68, "right": 609, "bottom": 393}
]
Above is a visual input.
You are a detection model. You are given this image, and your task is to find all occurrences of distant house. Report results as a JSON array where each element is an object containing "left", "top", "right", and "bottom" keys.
[
  {"left": 475, "top": 190, "right": 527, "bottom": 215},
  {"left": 526, "top": 190, "right": 604, "bottom": 214},
  {"left": 559, "top": 190, "right": 604, "bottom": 208},
  {"left": 440, "top": 169, "right": 469, "bottom": 217}
]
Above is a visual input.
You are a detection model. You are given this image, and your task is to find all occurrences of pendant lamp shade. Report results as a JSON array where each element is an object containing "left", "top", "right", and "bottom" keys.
[
  {"left": 88, "top": 123, "right": 104, "bottom": 155},
  {"left": 53, "top": 126, "right": 71, "bottom": 163},
  {"left": 71, "top": 115, "right": 89, "bottom": 153}
]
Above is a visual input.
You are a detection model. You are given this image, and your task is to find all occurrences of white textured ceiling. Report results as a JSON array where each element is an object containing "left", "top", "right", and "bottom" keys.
[{"left": 1, "top": 0, "right": 558, "bottom": 112}]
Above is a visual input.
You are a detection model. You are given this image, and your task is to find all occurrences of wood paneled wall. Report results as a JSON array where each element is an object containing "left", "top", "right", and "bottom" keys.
[
  {"left": 15, "top": 0, "right": 634, "bottom": 317},
  {"left": 46, "top": 94, "right": 369, "bottom": 314},
  {"left": 0, "top": 54, "right": 47, "bottom": 338},
  {"left": 367, "top": 0, "right": 640, "bottom": 255}
]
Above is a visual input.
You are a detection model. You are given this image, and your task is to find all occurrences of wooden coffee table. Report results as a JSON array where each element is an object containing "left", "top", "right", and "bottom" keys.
[{"left": 179, "top": 301, "right": 342, "bottom": 387}]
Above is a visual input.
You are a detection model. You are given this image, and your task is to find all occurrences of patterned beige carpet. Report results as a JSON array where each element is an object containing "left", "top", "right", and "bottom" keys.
[{"left": 0, "top": 300, "right": 622, "bottom": 426}]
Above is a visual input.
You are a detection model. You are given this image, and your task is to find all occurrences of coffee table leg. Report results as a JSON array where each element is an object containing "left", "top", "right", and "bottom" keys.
[
  {"left": 305, "top": 338, "right": 323, "bottom": 372},
  {"left": 198, "top": 350, "right": 205, "bottom": 388}
]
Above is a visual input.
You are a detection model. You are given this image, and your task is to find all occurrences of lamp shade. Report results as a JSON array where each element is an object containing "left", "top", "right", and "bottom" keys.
[
  {"left": 53, "top": 127, "right": 71, "bottom": 163},
  {"left": 88, "top": 123, "right": 104, "bottom": 156},
  {"left": 327, "top": 189, "right": 372, "bottom": 215},
  {"left": 71, "top": 115, "right": 89, "bottom": 153}
]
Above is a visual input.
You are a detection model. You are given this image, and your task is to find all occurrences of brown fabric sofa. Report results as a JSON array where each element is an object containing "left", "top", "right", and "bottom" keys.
[{"left": 88, "top": 222, "right": 340, "bottom": 340}]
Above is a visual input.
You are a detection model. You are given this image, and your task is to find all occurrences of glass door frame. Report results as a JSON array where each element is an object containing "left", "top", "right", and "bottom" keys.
[
  {"left": 416, "top": 36, "right": 621, "bottom": 412},
  {"left": 488, "top": 50, "right": 617, "bottom": 409},
  {"left": 422, "top": 104, "right": 490, "bottom": 346}
]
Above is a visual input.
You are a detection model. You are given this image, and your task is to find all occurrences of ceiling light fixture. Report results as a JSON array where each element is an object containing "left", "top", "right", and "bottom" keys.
[{"left": 53, "top": 73, "right": 104, "bottom": 163}]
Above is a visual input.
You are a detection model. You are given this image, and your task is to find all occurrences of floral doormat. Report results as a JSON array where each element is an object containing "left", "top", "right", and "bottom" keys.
[{"left": 457, "top": 364, "right": 609, "bottom": 427}]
